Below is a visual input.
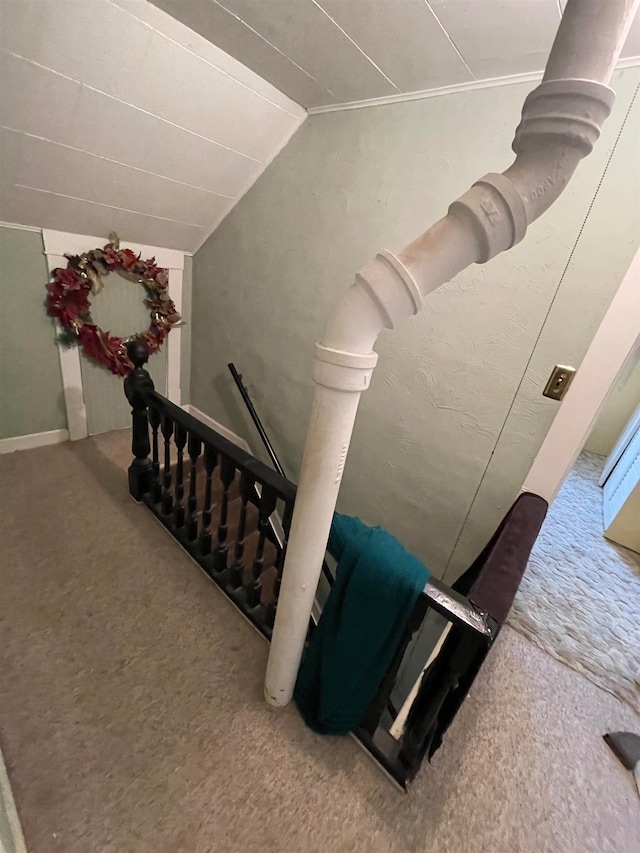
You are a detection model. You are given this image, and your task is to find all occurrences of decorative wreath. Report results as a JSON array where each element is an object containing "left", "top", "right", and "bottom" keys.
[{"left": 45, "top": 232, "right": 182, "bottom": 376}]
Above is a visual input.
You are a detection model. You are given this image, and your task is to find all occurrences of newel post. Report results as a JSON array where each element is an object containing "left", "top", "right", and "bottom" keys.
[{"left": 124, "top": 340, "right": 155, "bottom": 500}]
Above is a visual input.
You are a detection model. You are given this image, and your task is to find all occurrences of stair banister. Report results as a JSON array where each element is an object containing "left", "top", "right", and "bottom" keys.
[{"left": 265, "top": 0, "right": 640, "bottom": 708}]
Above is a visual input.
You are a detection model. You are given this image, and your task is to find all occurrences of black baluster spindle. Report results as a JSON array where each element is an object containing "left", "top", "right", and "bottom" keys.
[
  {"left": 148, "top": 404, "right": 162, "bottom": 504},
  {"left": 123, "top": 340, "right": 154, "bottom": 500},
  {"left": 185, "top": 433, "right": 202, "bottom": 541},
  {"left": 199, "top": 445, "right": 218, "bottom": 556},
  {"left": 246, "top": 486, "right": 278, "bottom": 608},
  {"left": 213, "top": 457, "right": 235, "bottom": 575},
  {"left": 173, "top": 423, "right": 187, "bottom": 528},
  {"left": 160, "top": 412, "right": 174, "bottom": 516},
  {"left": 227, "top": 471, "right": 253, "bottom": 590}
]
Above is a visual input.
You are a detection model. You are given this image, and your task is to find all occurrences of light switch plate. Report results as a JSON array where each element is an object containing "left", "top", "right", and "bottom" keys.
[{"left": 543, "top": 364, "right": 576, "bottom": 400}]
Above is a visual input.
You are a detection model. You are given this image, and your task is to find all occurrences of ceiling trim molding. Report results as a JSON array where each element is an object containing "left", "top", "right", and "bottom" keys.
[
  {"left": 0, "top": 220, "right": 42, "bottom": 233},
  {"left": 307, "top": 56, "right": 640, "bottom": 114}
]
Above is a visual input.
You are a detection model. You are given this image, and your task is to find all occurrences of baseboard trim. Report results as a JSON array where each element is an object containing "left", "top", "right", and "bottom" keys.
[
  {"left": 0, "top": 220, "right": 42, "bottom": 234},
  {"left": 181, "top": 405, "right": 251, "bottom": 453},
  {"left": 0, "top": 428, "right": 69, "bottom": 454}
]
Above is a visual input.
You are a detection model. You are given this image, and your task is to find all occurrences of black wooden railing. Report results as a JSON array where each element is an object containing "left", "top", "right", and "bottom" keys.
[
  {"left": 124, "top": 340, "right": 296, "bottom": 638},
  {"left": 123, "top": 340, "right": 547, "bottom": 789}
]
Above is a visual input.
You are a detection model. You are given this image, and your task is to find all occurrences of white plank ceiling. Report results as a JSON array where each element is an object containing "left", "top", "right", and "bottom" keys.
[
  {"left": 150, "top": 0, "right": 640, "bottom": 109},
  {"left": 0, "top": 0, "right": 305, "bottom": 252}
]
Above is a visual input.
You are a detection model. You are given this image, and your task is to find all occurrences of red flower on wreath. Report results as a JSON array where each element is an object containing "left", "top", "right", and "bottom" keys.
[{"left": 44, "top": 235, "right": 181, "bottom": 376}]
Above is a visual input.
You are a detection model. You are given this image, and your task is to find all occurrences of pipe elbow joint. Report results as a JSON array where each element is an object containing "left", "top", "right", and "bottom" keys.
[
  {"left": 448, "top": 78, "right": 615, "bottom": 265},
  {"left": 506, "top": 77, "right": 616, "bottom": 223},
  {"left": 314, "top": 252, "right": 422, "bottom": 391},
  {"left": 448, "top": 172, "right": 528, "bottom": 264},
  {"left": 512, "top": 78, "right": 615, "bottom": 160}
]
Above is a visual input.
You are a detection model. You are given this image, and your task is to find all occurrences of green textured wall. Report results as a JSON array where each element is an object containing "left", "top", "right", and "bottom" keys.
[
  {"left": 191, "top": 69, "right": 640, "bottom": 581},
  {"left": 0, "top": 226, "right": 67, "bottom": 438}
]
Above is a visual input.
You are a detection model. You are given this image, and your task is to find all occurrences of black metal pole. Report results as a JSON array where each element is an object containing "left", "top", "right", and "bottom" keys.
[
  {"left": 228, "top": 363, "right": 286, "bottom": 479},
  {"left": 227, "top": 362, "right": 335, "bottom": 589}
]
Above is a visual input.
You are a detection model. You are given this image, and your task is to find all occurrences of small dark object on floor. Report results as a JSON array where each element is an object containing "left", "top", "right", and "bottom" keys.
[{"left": 603, "top": 731, "right": 640, "bottom": 796}]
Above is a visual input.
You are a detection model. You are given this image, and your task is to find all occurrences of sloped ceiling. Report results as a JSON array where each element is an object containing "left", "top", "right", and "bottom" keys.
[
  {"left": 0, "top": 0, "right": 305, "bottom": 252},
  {"left": 150, "top": 0, "right": 640, "bottom": 109}
]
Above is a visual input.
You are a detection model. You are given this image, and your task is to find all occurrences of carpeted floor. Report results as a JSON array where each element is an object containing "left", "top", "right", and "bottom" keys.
[
  {"left": 509, "top": 452, "right": 640, "bottom": 712},
  {"left": 1, "top": 433, "right": 639, "bottom": 853}
]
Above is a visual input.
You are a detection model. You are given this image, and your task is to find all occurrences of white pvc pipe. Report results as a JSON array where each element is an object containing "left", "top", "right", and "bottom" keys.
[
  {"left": 265, "top": 0, "right": 639, "bottom": 707},
  {"left": 543, "top": 0, "right": 639, "bottom": 82},
  {"left": 264, "top": 385, "right": 364, "bottom": 706}
]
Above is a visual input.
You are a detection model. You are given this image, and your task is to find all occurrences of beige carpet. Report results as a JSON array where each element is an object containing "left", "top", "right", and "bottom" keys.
[
  {"left": 1, "top": 433, "right": 639, "bottom": 853},
  {"left": 509, "top": 452, "right": 640, "bottom": 712}
]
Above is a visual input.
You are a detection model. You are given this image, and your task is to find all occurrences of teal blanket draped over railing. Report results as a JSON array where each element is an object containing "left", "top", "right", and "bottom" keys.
[{"left": 294, "top": 513, "right": 430, "bottom": 735}]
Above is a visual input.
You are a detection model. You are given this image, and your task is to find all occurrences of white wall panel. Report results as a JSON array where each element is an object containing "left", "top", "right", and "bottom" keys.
[
  {"left": 123, "top": 31, "right": 300, "bottom": 160},
  {"left": 113, "top": 0, "right": 305, "bottom": 110},
  {"left": 218, "top": 0, "right": 399, "bottom": 102},
  {"left": 319, "top": 0, "right": 473, "bottom": 91},
  {"left": 1, "top": 129, "right": 231, "bottom": 228},
  {"left": 0, "top": 1, "right": 156, "bottom": 102},
  {"left": 0, "top": 0, "right": 306, "bottom": 252},
  {"left": 0, "top": 52, "right": 83, "bottom": 139},
  {"left": 67, "top": 88, "right": 263, "bottom": 196},
  {"left": 148, "top": 0, "right": 336, "bottom": 108},
  {"left": 429, "top": 0, "right": 560, "bottom": 78},
  {"left": 0, "top": 184, "right": 206, "bottom": 252},
  {"left": 150, "top": 0, "right": 639, "bottom": 108},
  {"left": 0, "top": 52, "right": 263, "bottom": 198}
]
